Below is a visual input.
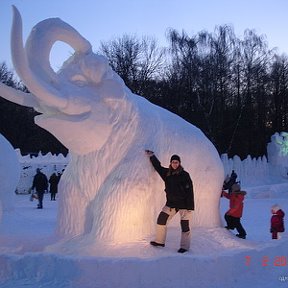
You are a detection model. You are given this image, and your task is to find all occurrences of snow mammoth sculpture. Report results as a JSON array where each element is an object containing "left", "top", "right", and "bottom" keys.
[{"left": 0, "top": 7, "right": 224, "bottom": 246}]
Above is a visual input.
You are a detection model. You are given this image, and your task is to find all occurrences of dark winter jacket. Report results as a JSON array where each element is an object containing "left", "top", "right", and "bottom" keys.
[
  {"left": 32, "top": 171, "right": 48, "bottom": 192},
  {"left": 271, "top": 209, "right": 285, "bottom": 239},
  {"left": 149, "top": 155, "right": 194, "bottom": 210},
  {"left": 49, "top": 173, "right": 60, "bottom": 193},
  {"left": 223, "top": 171, "right": 237, "bottom": 193}
]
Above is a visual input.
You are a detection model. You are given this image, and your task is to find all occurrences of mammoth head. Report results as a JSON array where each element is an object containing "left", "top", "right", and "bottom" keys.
[{"left": 5, "top": 6, "right": 127, "bottom": 155}]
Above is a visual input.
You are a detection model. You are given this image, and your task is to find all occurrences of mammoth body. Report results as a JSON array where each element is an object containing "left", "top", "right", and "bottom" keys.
[
  {"left": 58, "top": 94, "right": 224, "bottom": 243},
  {"left": 0, "top": 7, "right": 224, "bottom": 245}
]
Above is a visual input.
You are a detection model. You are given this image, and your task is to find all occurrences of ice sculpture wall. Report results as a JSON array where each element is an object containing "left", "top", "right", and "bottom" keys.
[{"left": 0, "top": 134, "right": 20, "bottom": 221}]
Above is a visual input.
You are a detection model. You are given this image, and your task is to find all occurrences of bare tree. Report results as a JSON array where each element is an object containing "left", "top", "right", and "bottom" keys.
[
  {"left": 100, "top": 34, "right": 165, "bottom": 96},
  {"left": 270, "top": 54, "right": 288, "bottom": 131}
]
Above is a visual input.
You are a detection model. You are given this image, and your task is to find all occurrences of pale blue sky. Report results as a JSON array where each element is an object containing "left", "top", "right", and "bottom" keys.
[{"left": 1, "top": 0, "right": 288, "bottom": 71}]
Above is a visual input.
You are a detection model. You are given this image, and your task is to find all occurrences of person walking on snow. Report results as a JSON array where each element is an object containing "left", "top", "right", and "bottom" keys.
[
  {"left": 222, "top": 183, "right": 247, "bottom": 239},
  {"left": 270, "top": 204, "right": 285, "bottom": 239},
  {"left": 145, "top": 150, "right": 194, "bottom": 253},
  {"left": 31, "top": 168, "right": 48, "bottom": 209},
  {"left": 49, "top": 172, "right": 60, "bottom": 201}
]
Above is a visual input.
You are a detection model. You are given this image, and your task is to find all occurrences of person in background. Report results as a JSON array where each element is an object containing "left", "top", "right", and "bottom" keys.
[
  {"left": 222, "top": 183, "right": 247, "bottom": 239},
  {"left": 145, "top": 150, "right": 194, "bottom": 253},
  {"left": 270, "top": 204, "right": 285, "bottom": 239},
  {"left": 31, "top": 168, "right": 48, "bottom": 209},
  {"left": 49, "top": 172, "right": 60, "bottom": 201}
]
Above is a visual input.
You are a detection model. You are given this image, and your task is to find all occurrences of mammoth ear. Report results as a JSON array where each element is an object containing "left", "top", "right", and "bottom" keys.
[
  {"left": 100, "top": 80, "right": 131, "bottom": 111},
  {"left": 99, "top": 77, "right": 127, "bottom": 102},
  {"left": 80, "top": 54, "right": 111, "bottom": 84}
]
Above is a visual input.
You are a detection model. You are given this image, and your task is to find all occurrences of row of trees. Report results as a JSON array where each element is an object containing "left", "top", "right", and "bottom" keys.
[
  {"left": 1, "top": 25, "right": 288, "bottom": 158},
  {"left": 100, "top": 25, "right": 288, "bottom": 158}
]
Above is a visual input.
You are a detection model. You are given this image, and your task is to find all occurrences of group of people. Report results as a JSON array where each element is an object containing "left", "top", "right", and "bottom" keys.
[
  {"left": 145, "top": 151, "right": 286, "bottom": 254},
  {"left": 30, "top": 151, "right": 285, "bottom": 251},
  {"left": 221, "top": 170, "right": 285, "bottom": 240},
  {"left": 31, "top": 168, "right": 62, "bottom": 209}
]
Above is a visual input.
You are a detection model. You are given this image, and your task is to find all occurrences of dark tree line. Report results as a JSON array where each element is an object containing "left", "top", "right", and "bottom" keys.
[
  {"left": 100, "top": 25, "right": 288, "bottom": 159},
  {"left": 1, "top": 24, "right": 288, "bottom": 159}
]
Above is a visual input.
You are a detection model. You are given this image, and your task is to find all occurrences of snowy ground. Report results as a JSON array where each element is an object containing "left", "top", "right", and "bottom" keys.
[{"left": 0, "top": 187, "right": 287, "bottom": 288}]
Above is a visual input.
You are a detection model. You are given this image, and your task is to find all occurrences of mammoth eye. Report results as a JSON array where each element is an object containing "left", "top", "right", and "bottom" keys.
[{"left": 71, "top": 75, "right": 88, "bottom": 86}]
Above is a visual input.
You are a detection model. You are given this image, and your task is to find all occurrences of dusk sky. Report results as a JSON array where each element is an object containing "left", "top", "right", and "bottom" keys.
[{"left": 1, "top": 0, "right": 288, "bottom": 71}]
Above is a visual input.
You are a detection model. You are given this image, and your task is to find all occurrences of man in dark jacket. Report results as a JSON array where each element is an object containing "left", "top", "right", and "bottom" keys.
[
  {"left": 49, "top": 172, "right": 60, "bottom": 201},
  {"left": 31, "top": 168, "right": 48, "bottom": 209},
  {"left": 146, "top": 150, "right": 194, "bottom": 253}
]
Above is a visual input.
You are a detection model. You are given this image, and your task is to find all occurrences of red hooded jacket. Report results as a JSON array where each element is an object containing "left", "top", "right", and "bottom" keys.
[
  {"left": 271, "top": 209, "right": 285, "bottom": 239},
  {"left": 222, "top": 190, "right": 246, "bottom": 218}
]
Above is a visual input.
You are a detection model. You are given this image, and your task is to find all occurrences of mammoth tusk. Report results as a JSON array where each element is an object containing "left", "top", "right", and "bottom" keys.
[
  {"left": 11, "top": 6, "right": 68, "bottom": 111},
  {"left": 25, "top": 17, "right": 92, "bottom": 84},
  {"left": 0, "top": 82, "right": 37, "bottom": 108}
]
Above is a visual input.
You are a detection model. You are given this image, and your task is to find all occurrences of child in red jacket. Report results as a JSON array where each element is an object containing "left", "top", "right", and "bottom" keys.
[
  {"left": 222, "top": 183, "right": 247, "bottom": 239},
  {"left": 270, "top": 205, "right": 285, "bottom": 240}
]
